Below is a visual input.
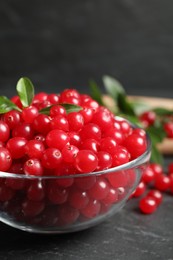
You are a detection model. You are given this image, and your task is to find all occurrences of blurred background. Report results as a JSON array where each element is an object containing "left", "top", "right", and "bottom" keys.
[{"left": 0, "top": 0, "right": 173, "bottom": 98}]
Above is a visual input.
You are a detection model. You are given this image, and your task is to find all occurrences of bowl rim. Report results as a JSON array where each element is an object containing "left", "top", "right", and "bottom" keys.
[{"left": 0, "top": 118, "right": 152, "bottom": 180}]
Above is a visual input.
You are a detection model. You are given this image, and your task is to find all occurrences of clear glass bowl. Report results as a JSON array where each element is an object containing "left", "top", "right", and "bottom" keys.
[{"left": 0, "top": 133, "right": 151, "bottom": 234}]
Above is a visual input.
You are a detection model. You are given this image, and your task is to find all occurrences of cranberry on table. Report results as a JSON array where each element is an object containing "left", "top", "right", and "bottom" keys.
[
  {"left": 132, "top": 181, "right": 146, "bottom": 198},
  {"left": 142, "top": 167, "right": 155, "bottom": 184},
  {"left": 139, "top": 196, "right": 157, "bottom": 214},
  {"left": 147, "top": 189, "right": 163, "bottom": 206},
  {"left": 154, "top": 174, "right": 171, "bottom": 192},
  {"left": 139, "top": 111, "right": 156, "bottom": 127},
  {"left": 164, "top": 122, "right": 173, "bottom": 138}
]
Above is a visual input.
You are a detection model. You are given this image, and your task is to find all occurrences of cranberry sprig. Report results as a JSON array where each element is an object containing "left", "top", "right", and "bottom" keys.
[{"left": 90, "top": 75, "right": 173, "bottom": 165}]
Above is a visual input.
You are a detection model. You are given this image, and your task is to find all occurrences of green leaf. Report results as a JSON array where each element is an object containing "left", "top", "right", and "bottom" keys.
[
  {"left": 0, "top": 96, "right": 21, "bottom": 114},
  {"left": 16, "top": 77, "right": 34, "bottom": 107},
  {"left": 89, "top": 79, "right": 104, "bottom": 105},
  {"left": 102, "top": 75, "right": 125, "bottom": 100},
  {"left": 39, "top": 103, "right": 83, "bottom": 115},
  {"left": 147, "top": 125, "right": 166, "bottom": 144},
  {"left": 150, "top": 143, "right": 164, "bottom": 165},
  {"left": 153, "top": 107, "right": 173, "bottom": 116},
  {"left": 131, "top": 101, "right": 151, "bottom": 115},
  {"left": 117, "top": 93, "right": 136, "bottom": 116}
]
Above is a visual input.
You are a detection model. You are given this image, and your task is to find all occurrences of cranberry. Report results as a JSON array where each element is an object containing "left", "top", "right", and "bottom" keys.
[
  {"left": 33, "top": 114, "right": 51, "bottom": 135},
  {"left": 124, "top": 133, "right": 147, "bottom": 159},
  {"left": 24, "top": 158, "right": 43, "bottom": 176},
  {"left": 22, "top": 199, "right": 45, "bottom": 217},
  {"left": 108, "top": 171, "right": 128, "bottom": 188},
  {"left": 6, "top": 137, "right": 27, "bottom": 159},
  {"left": 168, "top": 162, "right": 173, "bottom": 175},
  {"left": 68, "top": 189, "right": 89, "bottom": 209},
  {"left": 139, "top": 196, "right": 157, "bottom": 214},
  {"left": 149, "top": 163, "right": 163, "bottom": 177},
  {"left": 96, "top": 151, "right": 112, "bottom": 171},
  {"left": 101, "top": 187, "right": 118, "bottom": 206},
  {"left": 132, "top": 181, "right": 146, "bottom": 197},
  {"left": 154, "top": 174, "right": 170, "bottom": 192},
  {"left": 80, "top": 199, "right": 101, "bottom": 218},
  {"left": 0, "top": 121, "right": 10, "bottom": 142},
  {"left": 33, "top": 92, "right": 48, "bottom": 103},
  {"left": 112, "top": 146, "right": 130, "bottom": 167},
  {"left": 3, "top": 110, "right": 22, "bottom": 129},
  {"left": 91, "top": 108, "right": 113, "bottom": 132},
  {"left": 48, "top": 93, "right": 60, "bottom": 104},
  {"left": 0, "top": 184, "right": 14, "bottom": 201},
  {"left": 147, "top": 189, "right": 163, "bottom": 206},
  {"left": 139, "top": 111, "right": 156, "bottom": 127},
  {"left": 74, "top": 175, "right": 96, "bottom": 190},
  {"left": 22, "top": 105, "right": 39, "bottom": 123},
  {"left": 142, "top": 167, "right": 155, "bottom": 184},
  {"left": 80, "top": 107, "right": 93, "bottom": 123},
  {"left": 41, "top": 148, "right": 62, "bottom": 169},
  {"left": 25, "top": 140, "right": 45, "bottom": 159},
  {"left": 164, "top": 122, "right": 173, "bottom": 138},
  {"left": 58, "top": 204, "right": 79, "bottom": 225},
  {"left": 46, "top": 129, "right": 70, "bottom": 150},
  {"left": 100, "top": 137, "right": 117, "bottom": 155},
  {"left": 0, "top": 147, "right": 12, "bottom": 171},
  {"left": 79, "top": 123, "right": 101, "bottom": 141},
  {"left": 50, "top": 115, "right": 69, "bottom": 131},
  {"left": 67, "top": 112, "right": 84, "bottom": 131},
  {"left": 88, "top": 177, "right": 109, "bottom": 200},
  {"left": 27, "top": 180, "right": 45, "bottom": 201},
  {"left": 74, "top": 150, "right": 98, "bottom": 173},
  {"left": 80, "top": 138, "right": 99, "bottom": 153},
  {"left": 50, "top": 105, "right": 66, "bottom": 117},
  {"left": 47, "top": 182, "right": 68, "bottom": 204},
  {"left": 61, "top": 144, "right": 79, "bottom": 163},
  {"left": 12, "top": 123, "right": 35, "bottom": 140}
]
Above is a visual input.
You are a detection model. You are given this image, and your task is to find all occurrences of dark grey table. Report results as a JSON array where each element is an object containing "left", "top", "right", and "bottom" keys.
[
  {"left": 1, "top": 0, "right": 173, "bottom": 259},
  {"left": 0, "top": 169, "right": 172, "bottom": 260}
]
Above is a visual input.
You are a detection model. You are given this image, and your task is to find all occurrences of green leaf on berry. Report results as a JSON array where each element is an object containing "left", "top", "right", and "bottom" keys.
[
  {"left": 89, "top": 79, "right": 104, "bottom": 105},
  {"left": 147, "top": 125, "right": 166, "bottom": 144},
  {"left": 130, "top": 101, "right": 151, "bottom": 115},
  {"left": 16, "top": 77, "right": 34, "bottom": 107},
  {"left": 39, "top": 103, "right": 83, "bottom": 115},
  {"left": 153, "top": 107, "right": 173, "bottom": 116},
  {"left": 0, "top": 96, "right": 21, "bottom": 114},
  {"left": 102, "top": 75, "right": 125, "bottom": 100}
]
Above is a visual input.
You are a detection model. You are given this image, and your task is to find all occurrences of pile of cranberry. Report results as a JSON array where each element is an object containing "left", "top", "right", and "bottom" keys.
[
  {"left": 0, "top": 88, "right": 150, "bottom": 227},
  {"left": 0, "top": 88, "right": 147, "bottom": 176},
  {"left": 130, "top": 110, "right": 173, "bottom": 215}
]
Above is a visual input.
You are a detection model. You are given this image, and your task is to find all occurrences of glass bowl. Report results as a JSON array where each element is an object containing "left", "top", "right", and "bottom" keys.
[{"left": 0, "top": 133, "right": 151, "bottom": 234}]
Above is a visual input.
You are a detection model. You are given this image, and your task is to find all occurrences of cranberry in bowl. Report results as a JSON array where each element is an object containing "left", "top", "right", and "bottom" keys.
[
  {"left": 0, "top": 79, "right": 151, "bottom": 233},
  {"left": 0, "top": 122, "right": 151, "bottom": 234}
]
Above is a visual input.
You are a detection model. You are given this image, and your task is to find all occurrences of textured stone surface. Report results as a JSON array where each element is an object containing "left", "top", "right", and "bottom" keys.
[{"left": 0, "top": 187, "right": 173, "bottom": 260}]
